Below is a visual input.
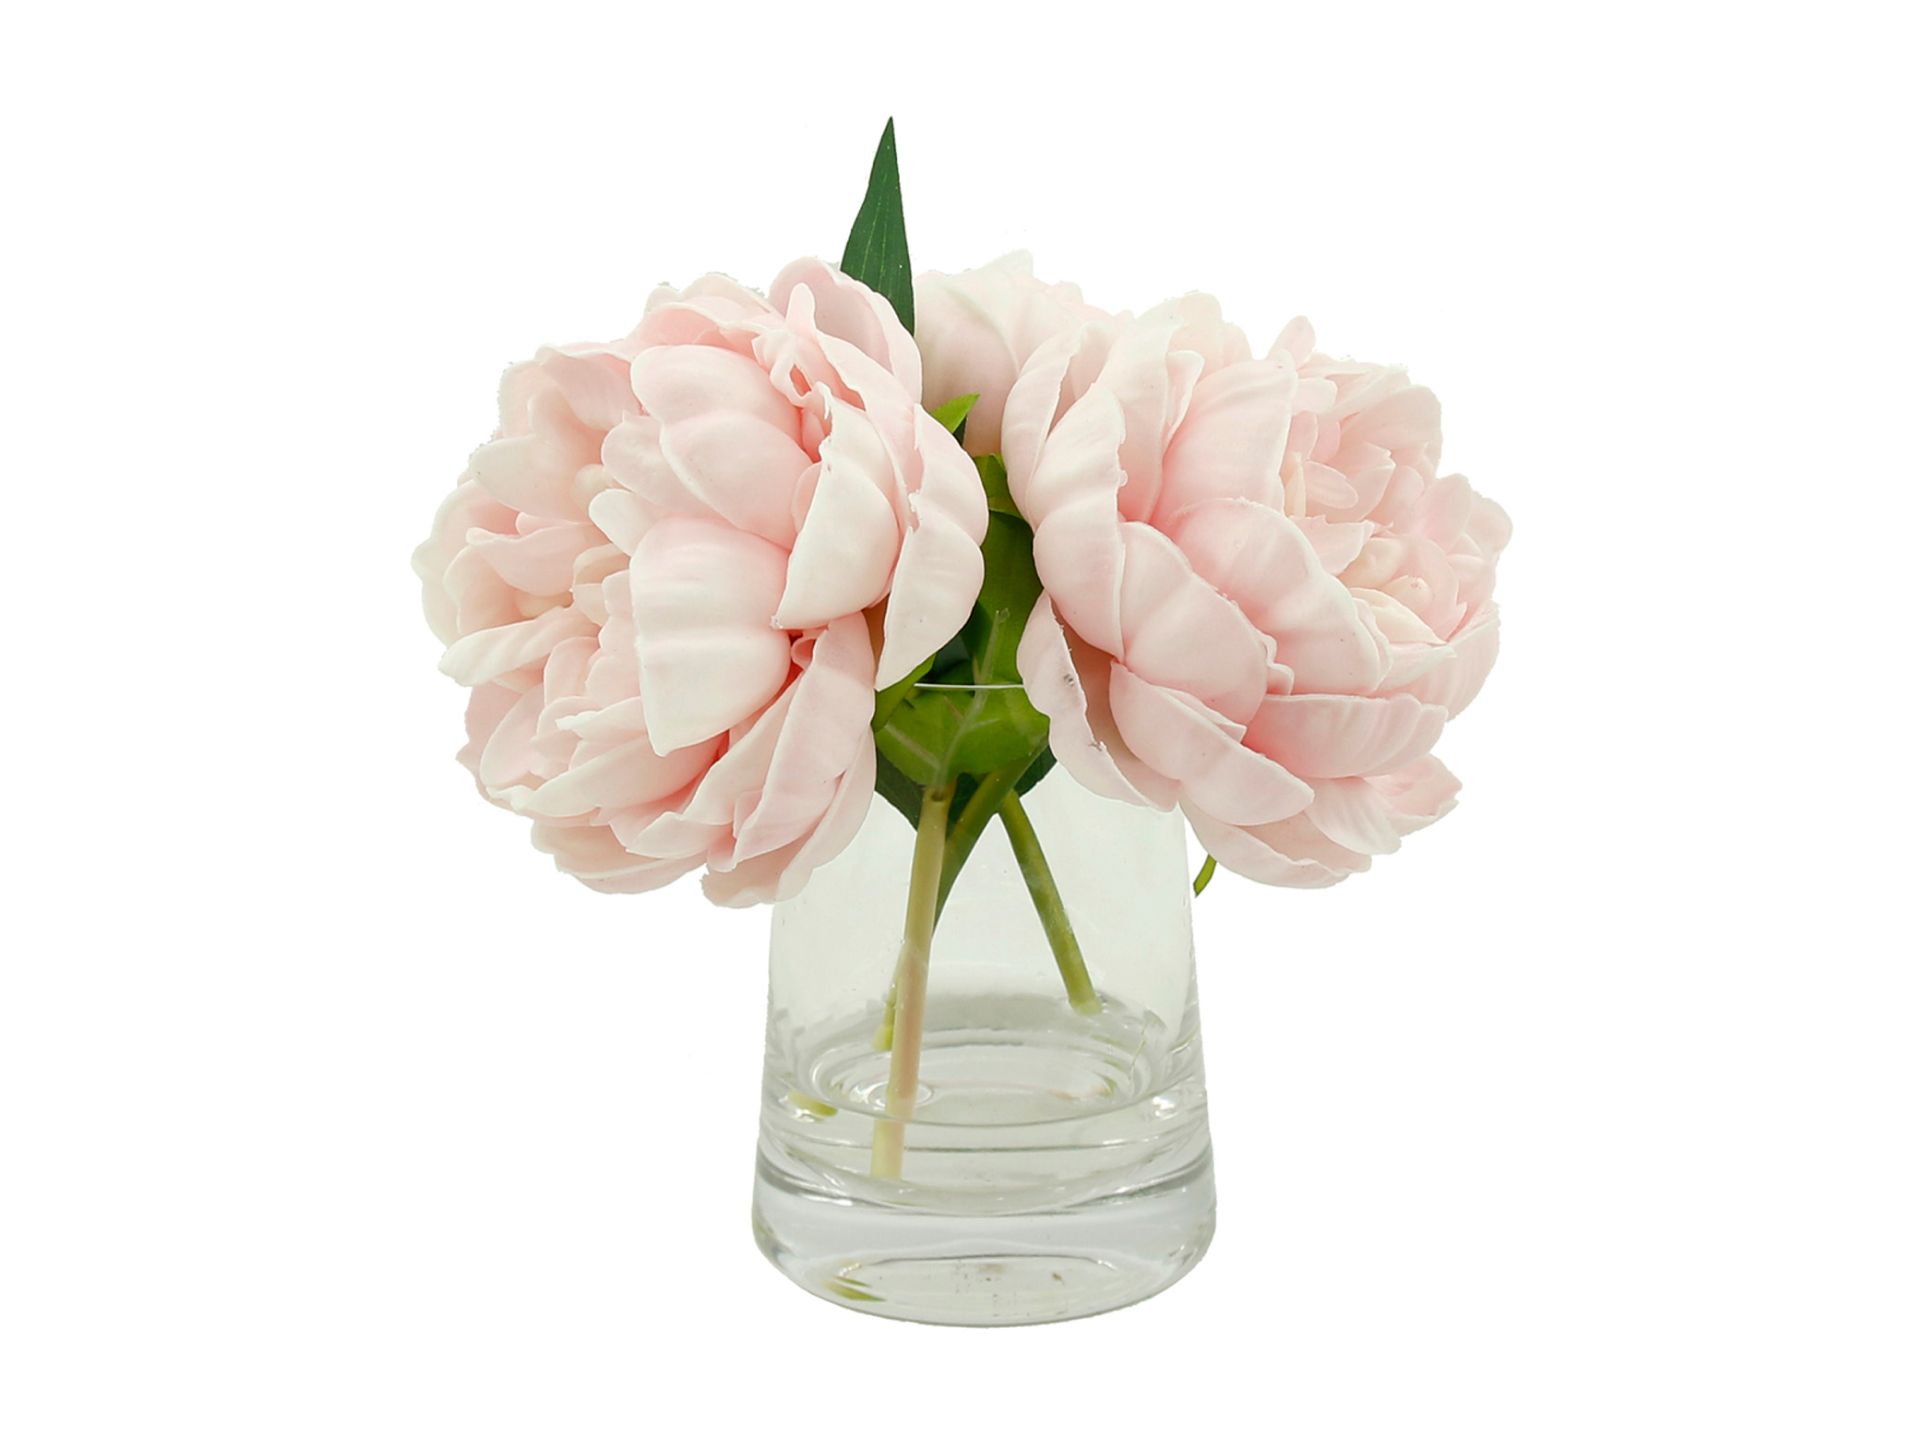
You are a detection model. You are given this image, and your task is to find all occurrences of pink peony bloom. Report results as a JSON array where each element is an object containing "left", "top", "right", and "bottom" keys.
[
  {"left": 416, "top": 260, "right": 987, "bottom": 903},
  {"left": 998, "top": 295, "right": 1510, "bottom": 886},
  {"left": 914, "top": 253, "right": 1118, "bottom": 459}
]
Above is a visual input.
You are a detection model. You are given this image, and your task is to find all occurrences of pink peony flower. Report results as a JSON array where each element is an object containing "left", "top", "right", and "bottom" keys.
[
  {"left": 416, "top": 260, "right": 987, "bottom": 903},
  {"left": 998, "top": 294, "right": 1510, "bottom": 886},
  {"left": 914, "top": 253, "right": 1118, "bottom": 459}
]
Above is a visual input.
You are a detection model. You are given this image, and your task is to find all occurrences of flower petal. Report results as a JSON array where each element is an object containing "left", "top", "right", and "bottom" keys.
[
  {"left": 1107, "top": 666, "right": 1314, "bottom": 826},
  {"left": 776, "top": 399, "right": 902, "bottom": 629},
  {"left": 628, "top": 516, "right": 792, "bottom": 753},
  {"left": 874, "top": 409, "right": 988, "bottom": 688},
  {"left": 1245, "top": 692, "right": 1448, "bottom": 779},
  {"left": 1016, "top": 596, "right": 1173, "bottom": 808},
  {"left": 1166, "top": 498, "right": 1391, "bottom": 695},
  {"left": 1154, "top": 359, "right": 1295, "bottom": 521}
]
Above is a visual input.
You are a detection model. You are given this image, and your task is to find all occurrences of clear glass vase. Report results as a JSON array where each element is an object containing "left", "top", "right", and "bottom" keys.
[{"left": 751, "top": 764, "right": 1215, "bottom": 1326}]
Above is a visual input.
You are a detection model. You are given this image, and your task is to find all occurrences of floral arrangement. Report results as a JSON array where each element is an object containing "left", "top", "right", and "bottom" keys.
[
  {"left": 416, "top": 122, "right": 1509, "bottom": 924},
  {"left": 417, "top": 121, "right": 1509, "bottom": 1234}
]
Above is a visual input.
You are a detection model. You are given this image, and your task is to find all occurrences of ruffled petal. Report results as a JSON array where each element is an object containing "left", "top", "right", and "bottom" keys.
[
  {"left": 438, "top": 605, "right": 595, "bottom": 689},
  {"left": 1115, "top": 523, "right": 1271, "bottom": 721},
  {"left": 629, "top": 343, "right": 800, "bottom": 440},
  {"left": 1154, "top": 359, "right": 1295, "bottom": 521},
  {"left": 1184, "top": 803, "right": 1362, "bottom": 889},
  {"left": 874, "top": 409, "right": 988, "bottom": 688},
  {"left": 1166, "top": 498, "right": 1391, "bottom": 695},
  {"left": 732, "top": 617, "right": 877, "bottom": 861},
  {"left": 1107, "top": 666, "right": 1314, "bottom": 827},
  {"left": 1244, "top": 692, "right": 1448, "bottom": 779},
  {"left": 628, "top": 516, "right": 793, "bottom": 753},
  {"left": 776, "top": 398, "right": 902, "bottom": 629},
  {"left": 1016, "top": 596, "right": 1171, "bottom": 808}
]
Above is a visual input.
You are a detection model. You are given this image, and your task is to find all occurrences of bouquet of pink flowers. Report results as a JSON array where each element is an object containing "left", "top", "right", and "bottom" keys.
[
  {"left": 415, "top": 121, "right": 1509, "bottom": 911},
  {"left": 415, "top": 120, "right": 1510, "bottom": 1324}
]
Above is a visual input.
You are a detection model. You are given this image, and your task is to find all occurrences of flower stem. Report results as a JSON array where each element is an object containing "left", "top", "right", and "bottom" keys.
[
  {"left": 997, "top": 792, "right": 1101, "bottom": 1016},
  {"left": 872, "top": 753, "right": 1041, "bottom": 1051},
  {"left": 936, "top": 757, "right": 1035, "bottom": 918},
  {"left": 871, "top": 779, "right": 955, "bottom": 1180}
]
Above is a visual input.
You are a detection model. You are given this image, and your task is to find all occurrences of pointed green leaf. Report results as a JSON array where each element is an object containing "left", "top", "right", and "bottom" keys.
[
  {"left": 1014, "top": 747, "right": 1056, "bottom": 796},
  {"left": 872, "top": 746, "right": 927, "bottom": 829},
  {"left": 840, "top": 119, "right": 914, "bottom": 335},
  {"left": 929, "top": 393, "right": 978, "bottom": 435},
  {"left": 974, "top": 453, "right": 1021, "bottom": 517}
]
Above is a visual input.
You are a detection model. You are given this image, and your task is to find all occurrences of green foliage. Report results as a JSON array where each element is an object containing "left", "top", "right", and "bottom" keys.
[
  {"left": 840, "top": 119, "right": 914, "bottom": 335},
  {"left": 870, "top": 455, "right": 1057, "bottom": 833},
  {"left": 929, "top": 393, "right": 978, "bottom": 435}
]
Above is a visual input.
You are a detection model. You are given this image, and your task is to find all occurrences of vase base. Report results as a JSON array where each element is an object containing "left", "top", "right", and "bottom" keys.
[{"left": 751, "top": 1152, "right": 1215, "bottom": 1326}]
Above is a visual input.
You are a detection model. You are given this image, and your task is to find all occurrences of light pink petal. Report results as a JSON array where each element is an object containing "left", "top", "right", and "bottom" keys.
[
  {"left": 629, "top": 344, "right": 800, "bottom": 440},
  {"left": 1000, "top": 325, "right": 1117, "bottom": 505},
  {"left": 1463, "top": 490, "right": 1514, "bottom": 560},
  {"left": 530, "top": 822, "right": 702, "bottom": 895},
  {"left": 516, "top": 734, "right": 721, "bottom": 821},
  {"left": 702, "top": 737, "right": 877, "bottom": 908},
  {"left": 732, "top": 618, "right": 877, "bottom": 861},
  {"left": 438, "top": 605, "right": 595, "bottom": 689},
  {"left": 463, "top": 521, "right": 597, "bottom": 596},
  {"left": 1344, "top": 382, "right": 1441, "bottom": 453},
  {"left": 1166, "top": 498, "right": 1391, "bottom": 695},
  {"left": 771, "top": 259, "right": 922, "bottom": 396},
  {"left": 1268, "top": 317, "right": 1315, "bottom": 367},
  {"left": 457, "top": 683, "right": 522, "bottom": 788},
  {"left": 1016, "top": 596, "right": 1171, "bottom": 808},
  {"left": 472, "top": 685, "right": 544, "bottom": 800},
  {"left": 1371, "top": 754, "right": 1462, "bottom": 835},
  {"left": 1400, "top": 606, "right": 1500, "bottom": 717},
  {"left": 1244, "top": 692, "right": 1447, "bottom": 779},
  {"left": 1184, "top": 804, "right": 1361, "bottom": 889},
  {"left": 1021, "top": 384, "right": 1128, "bottom": 654},
  {"left": 1296, "top": 516, "right": 1374, "bottom": 575},
  {"left": 657, "top": 411, "right": 809, "bottom": 549},
  {"left": 1114, "top": 523, "right": 1271, "bottom": 720},
  {"left": 1350, "top": 587, "right": 1444, "bottom": 646},
  {"left": 468, "top": 431, "right": 590, "bottom": 522},
  {"left": 1154, "top": 360, "right": 1295, "bottom": 521},
  {"left": 874, "top": 409, "right": 988, "bottom": 689},
  {"left": 1094, "top": 316, "right": 1205, "bottom": 522},
  {"left": 1107, "top": 667, "right": 1314, "bottom": 827},
  {"left": 628, "top": 516, "right": 793, "bottom": 753},
  {"left": 537, "top": 348, "right": 640, "bottom": 434},
  {"left": 1303, "top": 778, "right": 1404, "bottom": 856},
  {"left": 776, "top": 399, "right": 902, "bottom": 629}
]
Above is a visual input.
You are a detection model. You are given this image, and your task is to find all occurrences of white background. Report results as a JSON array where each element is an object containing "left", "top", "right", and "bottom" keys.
[{"left": 4, "top": 2, "right": 1914, "bottom": 1435}]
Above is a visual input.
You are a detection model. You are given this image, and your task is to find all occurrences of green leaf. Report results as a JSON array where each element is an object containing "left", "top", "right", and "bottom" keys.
[
  {"left": 1015, "top": 747, "right": 1056, "bottom": 796},
  {"left": 840, "top": 118, "right": 914, "bottom": 335},
  {"left": 929, "top": 393, "right": 978, "bottom": 435},
  {"left": 974, "top": 453, "right": 1021, "bottom": 516},
  {"left": 871, "top": 746, "right": 926, "bottom": 829},
  {"left": 872, "top": 652, "right": 934, "bottom": 733},
  {"left": 1193, "top": 855, "right": 1218, "bottom": 896}
]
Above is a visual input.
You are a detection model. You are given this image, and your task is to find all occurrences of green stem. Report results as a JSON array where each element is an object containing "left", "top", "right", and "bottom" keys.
[
  {"left": 936, "top": 757, "right": 1035, "bottom": 918},
  {"left": 1193, "top": 854, "right": 1218, "bottom": 896},
  {"left": 873, "top": 753, "right": 1039, "bottom": 1051},
  {"left": 997, "top": 792, "right": 1101, "bottom": 1017},
  {"left": 871, "top": 780, "right": 954, "bottom": 1180}
]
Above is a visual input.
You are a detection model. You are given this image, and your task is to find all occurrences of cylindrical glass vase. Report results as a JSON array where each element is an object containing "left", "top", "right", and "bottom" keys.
[{"left": 751, "top": 766, "right": 1214, "bottom": 1326}]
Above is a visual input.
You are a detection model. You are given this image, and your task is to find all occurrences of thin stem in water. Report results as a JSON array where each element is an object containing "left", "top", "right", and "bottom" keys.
[
  {"left": 870, "top": 780, "right": 954, "bottom": 1180},
  {"left": 873, "top": 753, "right": 1040, "bottom": 1052},
  {"left": 997, "top": 791, "right": 1101, "bottom": 1016}
]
